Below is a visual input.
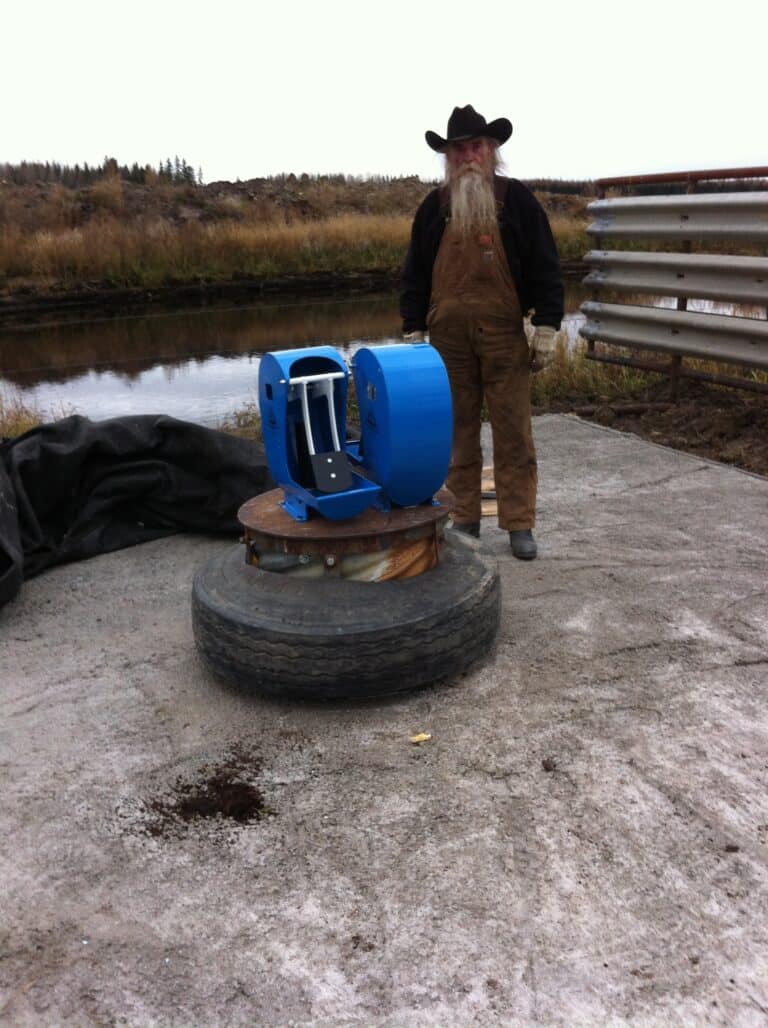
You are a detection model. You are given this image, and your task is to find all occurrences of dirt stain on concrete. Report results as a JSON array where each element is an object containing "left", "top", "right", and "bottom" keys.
[{"left": 141, "top": 747, "right": 273, "bottom": 837}]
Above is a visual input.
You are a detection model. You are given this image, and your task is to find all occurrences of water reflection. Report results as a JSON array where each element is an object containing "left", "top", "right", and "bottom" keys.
[
  {"left": 3, "top": 282, "right": 732, "bottom": 426},
  {"left": 0, "top": 295, "right": 403, "bottom": 383},
  {"left": 0, "top": 294, "right": 405, "bottom": 424}
]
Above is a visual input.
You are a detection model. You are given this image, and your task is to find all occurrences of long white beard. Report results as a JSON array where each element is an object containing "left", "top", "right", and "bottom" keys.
[{"left": 448, "top": 169, "right": 497, "bottom": 239}]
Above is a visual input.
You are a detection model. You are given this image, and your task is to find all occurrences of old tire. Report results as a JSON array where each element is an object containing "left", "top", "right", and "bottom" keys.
[{"left": 192, "top": 532, "right": 500, "bottom": 700}]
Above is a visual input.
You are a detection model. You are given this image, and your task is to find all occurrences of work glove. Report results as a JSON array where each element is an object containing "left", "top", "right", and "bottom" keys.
[
  {"left": 403, "top": 331, "right": 426, "bottom": 342},
  {"left": 529, "top": 326, "right": 558, "bottom": 372}
]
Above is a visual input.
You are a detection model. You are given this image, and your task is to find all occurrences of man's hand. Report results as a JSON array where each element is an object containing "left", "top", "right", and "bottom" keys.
[
  {"left": 529, "top": 326, "right": 558, "bottom": 372},
  {"left": 403, "top": 331, "right": 426, "bottom": 342}
]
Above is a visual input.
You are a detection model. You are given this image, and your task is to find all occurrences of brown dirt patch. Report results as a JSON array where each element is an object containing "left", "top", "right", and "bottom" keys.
[{"left": 140, "top": 747, "right": 273, "bottom": 838}]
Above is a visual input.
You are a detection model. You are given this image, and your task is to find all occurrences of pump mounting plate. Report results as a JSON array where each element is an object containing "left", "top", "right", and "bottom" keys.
[{"left": 238, "top": 488, "right": 454, "bottom": 558}]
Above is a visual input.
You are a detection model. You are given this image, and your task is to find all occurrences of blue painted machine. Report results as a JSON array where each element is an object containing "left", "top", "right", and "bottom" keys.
[{"left": 258, "top": 343, "right": 452, "bottom": 521}]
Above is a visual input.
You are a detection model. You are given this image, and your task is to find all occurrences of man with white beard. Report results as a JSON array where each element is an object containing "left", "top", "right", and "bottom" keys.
[{"left": 400, "top": 105, "right": 563, "bottom": 559}]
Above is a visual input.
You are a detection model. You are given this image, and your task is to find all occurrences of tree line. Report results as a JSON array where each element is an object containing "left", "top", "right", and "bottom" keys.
[
  {"left": 1, "top": 160, "right": 601, "bottom": 196},
  {"left": 0, "top": 156, "right": 203, "bottom": 187}
]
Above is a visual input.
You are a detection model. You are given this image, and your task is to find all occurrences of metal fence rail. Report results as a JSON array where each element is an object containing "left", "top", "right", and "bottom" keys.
[
  {"left": 595, "top": 165, "right": 768, "bottom": 193},
  {"left": 586, "top": 192, "right": 768, "bottom": 242},
  {"left": 581, "top": 302, "right": 768, "bottom": 369},
  {"left": 579, "top": 165, "right": 768, "bottom": 396},
  {"left": 583, "top": 251, "right": 768, "bottom": 305}
]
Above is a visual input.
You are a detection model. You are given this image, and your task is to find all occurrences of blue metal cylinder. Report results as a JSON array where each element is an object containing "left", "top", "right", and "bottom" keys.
[{"left": 352, "top": 343, "right": 452, "bottom": 507}]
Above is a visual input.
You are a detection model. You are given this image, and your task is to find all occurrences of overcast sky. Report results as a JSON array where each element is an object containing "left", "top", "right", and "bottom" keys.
[{"left": 4, "top": 0, "right": 765, "bottom": 184}]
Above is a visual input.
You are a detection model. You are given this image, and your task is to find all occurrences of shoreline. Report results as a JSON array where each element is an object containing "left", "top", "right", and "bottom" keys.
[{"left": 0, "top": 261, "right": 588, "bottom": 321}]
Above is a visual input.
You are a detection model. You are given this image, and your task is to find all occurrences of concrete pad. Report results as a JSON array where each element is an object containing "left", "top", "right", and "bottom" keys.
[{"left": 2, "top": 414, "right": 767, "bottom": 1026}]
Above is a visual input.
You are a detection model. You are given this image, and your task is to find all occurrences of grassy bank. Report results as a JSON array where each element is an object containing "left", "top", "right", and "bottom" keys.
[
  {"left": 0, "top": 214, "right": 415, "bottom": 292},
  {"left": 0, "top": 175, "right": 590, "bottom": 298}
]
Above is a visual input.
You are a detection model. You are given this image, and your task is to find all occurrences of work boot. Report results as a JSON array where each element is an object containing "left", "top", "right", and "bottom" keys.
[
  {"left": 509, "top": 529, "right": 537, "bottom": 560},
  {"left": 452, "top": 521, "right": 480, "bottom": 538}
]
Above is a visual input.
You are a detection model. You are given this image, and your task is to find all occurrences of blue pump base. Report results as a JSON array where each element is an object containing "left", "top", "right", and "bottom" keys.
[{"left": 279, "top": 472, "right": 387, "bottom": 522}]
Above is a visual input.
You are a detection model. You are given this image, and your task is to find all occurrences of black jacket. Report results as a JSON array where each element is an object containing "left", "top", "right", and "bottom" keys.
[{"left": 400, "top": 176, "right": 564, "bottom": 333}]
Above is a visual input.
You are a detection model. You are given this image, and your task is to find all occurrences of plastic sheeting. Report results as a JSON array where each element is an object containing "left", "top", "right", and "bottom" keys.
[{"left": 0, "top": 414, "right": 273, "bottom": 609}]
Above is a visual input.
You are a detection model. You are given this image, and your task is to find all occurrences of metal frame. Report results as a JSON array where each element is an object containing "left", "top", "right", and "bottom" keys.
[
  {"left": 284, "top": 371, "right": 346, "bottom": 456},
  {"left": 594, "top": 166, "right": 768, "bottom": 198}
]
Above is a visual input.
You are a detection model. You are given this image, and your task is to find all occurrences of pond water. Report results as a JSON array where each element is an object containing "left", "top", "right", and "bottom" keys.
[
  {"left": 0, "top": 288, "right": 590, "bottom": 426},
  {"left": 1, "top": 284, "right": 758, "bottom": 426}
]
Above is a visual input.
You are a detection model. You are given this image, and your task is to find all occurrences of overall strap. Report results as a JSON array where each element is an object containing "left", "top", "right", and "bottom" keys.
[{"left": 494, "top": 174, "right": 509, "bottom": 208}]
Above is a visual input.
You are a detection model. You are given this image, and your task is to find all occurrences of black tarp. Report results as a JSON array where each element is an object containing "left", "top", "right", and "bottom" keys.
[{"left": 0, "top": 414, "right": 273, "bottom": 609}]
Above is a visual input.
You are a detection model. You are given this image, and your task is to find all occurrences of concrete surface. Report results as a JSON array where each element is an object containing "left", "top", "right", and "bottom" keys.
[{"left": 1, "top": 414, "right": 767, "bottom": 1027}]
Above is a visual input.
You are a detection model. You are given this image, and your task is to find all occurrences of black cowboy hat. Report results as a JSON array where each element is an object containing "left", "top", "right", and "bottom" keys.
[{"left": 425, "top": 104, "right": 513, "bottom": 152}]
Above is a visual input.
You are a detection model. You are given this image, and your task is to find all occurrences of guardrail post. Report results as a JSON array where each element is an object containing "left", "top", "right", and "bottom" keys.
[
  {"left": 588, "top": 183, "right": 607, "bottom": 357},
  {"left": 669, "top": 178, "right": 699, "bottom": 402},
  {"left": 589, "top": 192, "right": 603, "bottom": 357}
]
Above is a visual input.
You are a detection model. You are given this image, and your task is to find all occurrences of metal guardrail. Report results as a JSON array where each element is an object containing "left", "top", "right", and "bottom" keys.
[
  {"left": 581, "top": 302, "right": 768, "bottom": 369},
  {"left": 580, "top": 166, "right": 768, "bottom": 396},
  {"left": 586, "top": 192, "right": 768, "bottom": 242},
  {"left": 583, "top": 252, "right": 768, "bottom": 305}
]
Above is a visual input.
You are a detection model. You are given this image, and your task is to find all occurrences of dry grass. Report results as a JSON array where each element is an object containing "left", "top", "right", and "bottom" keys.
[
  {"left": 90, "top": 176, "right": 124, "bottom": 213},
  {"left": 687, "top": 359, "right": 768, "bottom": 387},
  {"left": 217, "top": 399, "right": 262, "bottom": 439},
  {"left": 547, "top": 213, "right": 590, "bottom": 262},
  {"left": 0, "top": 184, "right": 78, "bottom": 233},
  {"left": 530, "top": 338, "right": 768, "bottom": 408},
  {"left": 0, "top": 213, "right": 413, "bottom": 290},
  {"left": 0, "top": 390, "right": 44, "bottom": 438},
  {"left": 530, "top": 336, "right": 660, "bottom": 408},
  {"left": 0, "top": 208, "right": 583, "bottom": 289},
  {"left": 0, "top": 174, "right": 589, "bottom": 293},
  {"left": 189, "top": 214, "right": 412, "bottom": 278},
  {"left": 4, "top": 174, "right": 764, "bottom": 296}
]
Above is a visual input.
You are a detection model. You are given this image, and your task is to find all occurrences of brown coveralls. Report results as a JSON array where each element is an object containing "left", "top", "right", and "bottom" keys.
[{"left": 427, "top": 222, "right": 536, "bottom": 531}]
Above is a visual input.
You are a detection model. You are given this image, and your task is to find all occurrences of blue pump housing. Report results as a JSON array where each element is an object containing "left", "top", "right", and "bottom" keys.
[
  {"left": 258, "top": 343, "right": 452, "bottom": 522},
  {"left": 351, "top": 343, "right": 452, "bottom": 507}
]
